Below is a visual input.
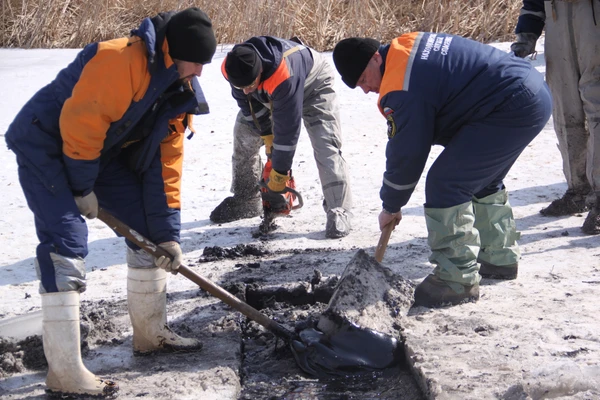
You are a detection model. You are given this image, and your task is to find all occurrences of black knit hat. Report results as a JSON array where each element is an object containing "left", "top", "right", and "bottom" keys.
[
  {"left": 166, "top": 7, "right": 217, "bottom": 64},
  {"left": 333, "top": 37, "right": 381, "bottom": 88},
  {"left": 225, "top": 44, "right": 262, "bottom": 88}
]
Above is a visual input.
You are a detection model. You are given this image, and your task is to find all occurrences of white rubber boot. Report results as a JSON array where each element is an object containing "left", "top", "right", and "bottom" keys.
[
  {"left": 127, "top": 267, "right": 203, "bottom": 355},
  {"left": 42, "top": 291, "right": 118, "bottom": 397}
]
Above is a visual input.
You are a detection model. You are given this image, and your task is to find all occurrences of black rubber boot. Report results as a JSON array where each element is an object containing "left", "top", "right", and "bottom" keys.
[
  {"left": 540, "top": 189, "right": 589, "bottom": 216},
  {"left": 210, "top": 195, "right": 262, "bottom": 223},
  {"left": 582, "top": 206, "right": 600, "bottom": 235},
  {"left": 413, "top": 275, "right": 479, "bottom": 308},
  {"left": 479, "top": 260, "right": 518, "bottom": 280}
]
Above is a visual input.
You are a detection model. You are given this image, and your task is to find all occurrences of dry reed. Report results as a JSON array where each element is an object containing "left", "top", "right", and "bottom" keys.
[{"left": 0, "top": 0, "right": 521, "bottom": 50}]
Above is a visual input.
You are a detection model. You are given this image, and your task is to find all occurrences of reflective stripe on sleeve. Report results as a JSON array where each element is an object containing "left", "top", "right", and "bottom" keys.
[
  {"left": 273, "top": 143, "right": 297, "bottom": 152},
  {"left": 383, "top": 177, "right": 418, "bottom": 191},
  {"left": 520, "top": 9, "right": 546, "bottom": 20}
]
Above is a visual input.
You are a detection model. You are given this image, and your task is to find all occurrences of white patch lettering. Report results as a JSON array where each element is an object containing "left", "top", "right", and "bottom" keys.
[
  {"left": 441, "top": 36, "right": 453, "bottom": 55},
  {"left": 433, "top": 36, "right": 443, "bottom": 52},
  {"left": 420, "top": 34, "right": 437, "bottom": 60}
]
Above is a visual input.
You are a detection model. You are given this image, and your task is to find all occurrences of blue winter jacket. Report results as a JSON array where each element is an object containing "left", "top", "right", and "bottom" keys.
[
  {"left": 5, "top": 12, "right": 207, "bottom": 244},
  {"left": 377, "top": 32, "right": 541, "bottom": 212},
  {"left": 221, "top": 36, "right": 314, "bottom": 174}
]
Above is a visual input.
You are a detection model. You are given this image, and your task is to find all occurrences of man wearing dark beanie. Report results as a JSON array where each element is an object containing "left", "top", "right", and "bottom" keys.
[
  {"left": 332, "top": 34, "right": 551, "bottom": 308},
  {"left": 224, "top": 44, "right": 262, "bottom": 88},
  {"left": 166, "top": 7, "right": 217, "bottom": 65},
  {"left": 210, "top": 36, "right": 353, "bottom": 239},
  {"left": 4, "top": 8, "right": 217, "bottom": 396},
  {"left": 332, "top": 37, "right": 380, "bottom": 89}
]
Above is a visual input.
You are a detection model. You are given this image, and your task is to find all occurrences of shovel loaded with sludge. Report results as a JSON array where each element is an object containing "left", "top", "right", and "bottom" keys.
[
  {"left": 98, "top": 209, "right": 413, "bottom": 378},
  {"left": 289, "top": 219, "right": 415, "bottom": 377}
]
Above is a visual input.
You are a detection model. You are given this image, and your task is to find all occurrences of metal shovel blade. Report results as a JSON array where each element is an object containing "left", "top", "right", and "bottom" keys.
[{"left": 290, "top": 322, "right": 401, "bottom": 378}]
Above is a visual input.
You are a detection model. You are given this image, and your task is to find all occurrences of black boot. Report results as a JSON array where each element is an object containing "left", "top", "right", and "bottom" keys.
[
  {"left": 413, "top": 275, "right": 479, "bottom": 308},
  {"left": 210, "top": 195, "right": 262, "bottom": 223},
  {"left": 582, "top": 206, "right": 600, "bottom": 235},
  {"left": 540, "top": 189, "right": 589, "bottom": 216},
  {"left": 479, "top": 260, "right": 518, "bottom": 280}
]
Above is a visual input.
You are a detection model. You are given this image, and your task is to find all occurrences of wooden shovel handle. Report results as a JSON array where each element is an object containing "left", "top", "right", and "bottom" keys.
[
  {"left": 96, "top": 208, "right": 296, "bottom": 341},
  {"left": 374, "top": 219, "right": 396, "bottom": 263}
]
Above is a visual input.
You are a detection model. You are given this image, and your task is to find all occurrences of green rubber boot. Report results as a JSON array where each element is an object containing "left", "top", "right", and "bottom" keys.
[
  {"left": 473, "top": 190, "right": 520, "bottom": 280},
  {"left": 414, "top": 201, "right": 481, "bottom": 308}
]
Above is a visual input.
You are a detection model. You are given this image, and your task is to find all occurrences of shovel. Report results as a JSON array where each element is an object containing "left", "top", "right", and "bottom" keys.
[
  {"left": 98, "top": 208, "right": 402, "bottom": 378},
  {"left": 290, "top": 219, "right": 405, "bottom": 377},
  {"left": 96, "top": 208, "right": 296, "bottom": 341},
  {"left": 374, "top": 219, "right": 396, "bottom": 263}
]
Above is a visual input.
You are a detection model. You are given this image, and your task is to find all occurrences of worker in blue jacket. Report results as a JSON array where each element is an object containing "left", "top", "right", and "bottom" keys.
[
  {"left": 333, "top": 33, "right": 552, "bottom": 308},
  {"left": 512, "top": 0, "right": 600, "bottom": 234},
  {"left": 5, "top": 8, "right": 216, "bottom": 397},
  {"left": 212, "top": 36, "right": 353, "bottom": 238}
]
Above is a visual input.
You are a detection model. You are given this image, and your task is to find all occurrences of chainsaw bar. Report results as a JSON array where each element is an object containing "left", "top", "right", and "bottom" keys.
[
  {"left": 255, "top": 159, "right": 304, "bottom": 236},
  {"left": 257, "top": 211, "right": 278, "bottom": 235},
  {"left": 255, "top": 185, "right": 304, "bottom": 236}
]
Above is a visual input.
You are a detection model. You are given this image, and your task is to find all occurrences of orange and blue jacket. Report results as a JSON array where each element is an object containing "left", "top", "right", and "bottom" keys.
[
  {"left": 221, "top": 36, "right": 314, "bottom": 173},
  {"left": 378, "top": 32, "right": 539, "bottom": 212},
  {"left": 5, "top": 12, "right": 208, "bottom": 243}
]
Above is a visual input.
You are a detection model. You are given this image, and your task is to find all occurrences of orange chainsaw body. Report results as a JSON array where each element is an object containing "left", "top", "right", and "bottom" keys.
[{"left": 261, "top": 158, "right": 298, "bottom": 216}]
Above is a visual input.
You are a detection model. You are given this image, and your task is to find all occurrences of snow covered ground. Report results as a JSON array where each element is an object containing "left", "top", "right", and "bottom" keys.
[{"left": 1, "top": 37, "right": 599, "bottom": 399}]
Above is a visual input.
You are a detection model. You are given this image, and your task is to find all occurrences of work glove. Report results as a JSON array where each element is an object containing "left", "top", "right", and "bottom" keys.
[
  {"left": 74, "top": 191, "right": 98, "bottom": 219},
  {"left": 260, "top": 169, "right": 291, "bottom": 212},
  {"left": 378, "top": 208, "right": 402, "bottom": 231},
  {"left": 266, "top": 168, "right": 290, "bottom": 193},
  {"left": 154, "top": 241, "right": 182, "bottom": 273},
  {"left": 261, "top": 134, "right": 274, "bottom": 158},
  {"left": 510, "top": 32, "right": 539, "bottom": 58}
]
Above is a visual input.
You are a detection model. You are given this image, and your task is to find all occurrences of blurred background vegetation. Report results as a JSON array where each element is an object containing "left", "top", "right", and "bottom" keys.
[{"left": 0, "top": 0, "right": 521, "bottom": 50}]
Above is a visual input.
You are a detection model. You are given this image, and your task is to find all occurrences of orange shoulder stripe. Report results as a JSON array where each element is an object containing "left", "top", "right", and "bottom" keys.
[
  {"left": 261, "top": 60, "right": 291, "bottom": 95},
  {"left": 378, "top": 32, "right": 423, "bottom": 115}
]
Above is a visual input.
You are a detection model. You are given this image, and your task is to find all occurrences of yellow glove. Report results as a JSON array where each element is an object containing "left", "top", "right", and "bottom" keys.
[
  {"left": 267, "top": 168, "right": 289, "bottom": 193},
  {"left": 261, "top": 134, "right": 274, "bottom": 157}
]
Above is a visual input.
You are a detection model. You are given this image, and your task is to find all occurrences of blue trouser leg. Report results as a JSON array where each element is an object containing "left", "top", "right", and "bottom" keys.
[
  {"left": 17, "top": 156, "right": 153, "bottom": 293},
  {"left": 94, "top": 158, "right": 148, "bottom": 251},
  {"left": 425, "top": 81, "right": 552, "bottom": 207},
  {"left": 17, "top": 161, "right": 87, "bottom": 293}
]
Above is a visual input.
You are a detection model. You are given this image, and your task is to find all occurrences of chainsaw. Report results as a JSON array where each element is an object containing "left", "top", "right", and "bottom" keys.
[{"left": 257, "top": 158, "right": 303, "bottom": 233}]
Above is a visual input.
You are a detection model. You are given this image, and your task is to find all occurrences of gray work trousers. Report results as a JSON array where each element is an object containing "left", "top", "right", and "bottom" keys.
[
  {"left": 544, "top": 0, "right": 600, "bottom": 195},
  {"left": 230, "top": 50, "right": 352, "bottom": 213}
]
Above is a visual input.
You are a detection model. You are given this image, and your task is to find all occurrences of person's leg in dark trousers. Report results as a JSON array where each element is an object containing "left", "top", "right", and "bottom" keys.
[{"left": 94, "top": 158, "right": 202, "bottom": 353}]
